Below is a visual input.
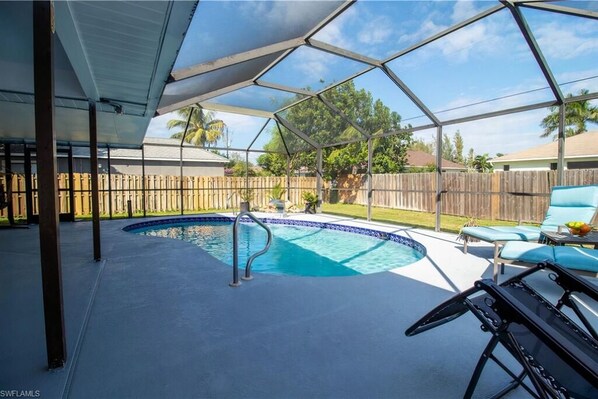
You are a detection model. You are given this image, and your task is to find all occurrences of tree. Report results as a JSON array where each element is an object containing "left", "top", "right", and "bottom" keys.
[
  {"left": 410, "top": 138, "right": 434, "bottom": 154},
  {"left": 168, "top": 106, "right": 227, "bottom": 147},
  {"left": 453, "top": 131, "right": 464, "bottom": 164},
  {"left": 540, "top": 89, "right": 598, "bottom": 139},
  {"left": 442, "top": 134, "right": 454, "bottom": 162},
  {"left": 472, "top": 153, "right": 493, "bottom": 173},
  {"left": 258, "top": 81, "right": 412, "bottom": 179}
]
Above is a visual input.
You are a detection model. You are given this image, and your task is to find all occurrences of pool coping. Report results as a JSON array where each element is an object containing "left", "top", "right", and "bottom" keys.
[{"left": 123, "top": 215, "right": 427, "bottom": 257}]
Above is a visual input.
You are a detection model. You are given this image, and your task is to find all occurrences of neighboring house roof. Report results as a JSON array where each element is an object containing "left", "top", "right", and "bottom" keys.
[
  {"left": 491, "top": 131, "right": 598, "bottom": 163},
  {"left": 72, "top": 137, "right": 229, "bottom": 164},
  {"left": 406, "top": 150, "right": 466, "bottom": 170}
]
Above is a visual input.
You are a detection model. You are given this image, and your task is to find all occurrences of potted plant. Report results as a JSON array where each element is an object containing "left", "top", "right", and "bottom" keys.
[
  {"left": 269, "top": 182, "right": 286, "bottom": 212},
  {"left": 238, "top": 188, "right": 254, "bottom": 212},
  {"left": 302, "top": 191, "right": 318, "bottom": 214}
]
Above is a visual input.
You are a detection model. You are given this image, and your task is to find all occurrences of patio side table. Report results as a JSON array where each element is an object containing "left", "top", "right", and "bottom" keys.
[{"left": 540, "top": 230, "right": 598, "bottom": 249}]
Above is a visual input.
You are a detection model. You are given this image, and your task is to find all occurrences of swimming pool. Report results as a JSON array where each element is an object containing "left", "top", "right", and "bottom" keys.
[{"left": 125, "top": 217, "right": 426, "bottom": 277}]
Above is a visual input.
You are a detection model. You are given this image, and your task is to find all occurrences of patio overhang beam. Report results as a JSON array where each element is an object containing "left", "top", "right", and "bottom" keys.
[
  {"left": 169, "top": 37, "right": 306, "bottom": 82},
  {"left": 156, "top": 80, "right": 253, "bottom": 116},
  {"left": 385, "top": 4, "right": 505, "bottom": 62},
  {"left": 504, "top": 1, "right": 564, "bottom": 103},
  {"left": 317, "top": 94, "right": 371, "bottom": 139},
  {"left": 564, "top": 90, "right": 598, "bottom": 104},
  {"left": 275, "top": 115, "right": 319, "bottom": 150},
  {"left": 247, "top": 118, "right": 272, "bottom": 152},
  {"left": 200, "top": 146, "right": 280, "bottom": 155},
  {"left": 255, "top": 81, "right": 315, "bottom": 97},
  {"left": 518, "top": 1, "right": 598, "bottom": 20},
  {"left": 381, "top": 65, "right": 441, "bottom": 126},
  {"left": 306, "top": 39, "right": 381, "bottom": 67},
  {"left": 320, "top": 123, "right": 436, "bottom": 150},
  {"left": 274, "top": 121, "right": 292, "bottom": 157},
  {"left": 199, "top": 102, "right": 274, "bottom": 119},
  {"left": 440, "top": 100, "right": 557, "bottom": 126}
]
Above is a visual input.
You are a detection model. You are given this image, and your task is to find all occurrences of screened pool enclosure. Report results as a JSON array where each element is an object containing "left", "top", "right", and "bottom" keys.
[{"left": 0, "top": 0, "right": 597, "bottom": 370}]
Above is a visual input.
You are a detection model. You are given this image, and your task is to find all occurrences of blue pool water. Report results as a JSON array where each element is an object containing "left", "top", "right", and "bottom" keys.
[{"left": 131, "top": 219, "right": 425, "bottom": 277}]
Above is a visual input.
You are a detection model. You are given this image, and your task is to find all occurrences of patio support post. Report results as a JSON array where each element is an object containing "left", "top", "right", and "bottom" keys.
[
  {"left": 33, "top": 0, "right": 66, "bottom": 370},
  {"left": 435, "top": 126, "right": 443, "bottom": 232},
  {"left": 67, "top": 146, "right": 75, "bottom": 222},
  {"left": 107, "top": 147, "right": 112, "bottom": 219},
  {"left": 556, "top": 104, "right": 566, "bottom": 186},
  {"left": 367, "top": 137, "right": 373, "bottom": 221},
  {"left": 179, "top": 145, "right": 184, "bottom": 215},
  {"left": 245, "top": 150, "right": 249, "bottom": 194},
  {"left": 179, "top": 107, "right": 194, "bottom": 216},
  {"left": 3, "top": 144, "right": 14, "bottom": 224},
  {"left": 141, "top": 144, "right": 146, "bottom": 217},
  {"left": 24, "top": 146, "right": 33, "bottom": 224},
  {"left": 286, "top": 154, "right": 291, "bottom": 202},
  {"left": 316, "top": 148, "right": 323, "bottom": 213},
  {"left": 89, "top": 101, "right": 101, "bottom": 260}
]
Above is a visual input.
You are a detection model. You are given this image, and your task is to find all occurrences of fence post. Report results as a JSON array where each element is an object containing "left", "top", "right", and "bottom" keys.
[
  {"left": 141, "top": 144, "right": 146, "bottom": 217},
  {"left": 491, "top": 172, "right": 500, "bottom": 221},
  {"left": 435, "top": 126, "right": 443, "bottom": 232},
  {"left": 367, "top": 138, "right": 373, "bottom": 221}
]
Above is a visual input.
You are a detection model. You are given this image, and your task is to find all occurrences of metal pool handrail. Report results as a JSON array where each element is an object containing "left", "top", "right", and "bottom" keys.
[{"left": 230, "top": 211, "right": 272, "bottom": 287}]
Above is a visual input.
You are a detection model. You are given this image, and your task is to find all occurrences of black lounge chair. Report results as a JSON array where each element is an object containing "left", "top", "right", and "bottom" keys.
[{"left": 406, "top": 262, "right": 598, "bottom": 399}]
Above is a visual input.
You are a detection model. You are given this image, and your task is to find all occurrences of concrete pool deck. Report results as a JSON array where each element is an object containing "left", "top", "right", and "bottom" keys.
[{"left": 1, "top": 213, "right": 595, "bottom": 398}]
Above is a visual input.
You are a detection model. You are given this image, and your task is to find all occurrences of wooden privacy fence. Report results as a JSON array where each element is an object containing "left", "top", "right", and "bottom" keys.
[
  {"left": 331, "top": 169, "right": 598, "bottom": 223},
  {"left": 4, "top": 170, "right": 598, "bottom": 222},
  {"left": 1, "top": 174, "right": 317, "bottom": 217}
]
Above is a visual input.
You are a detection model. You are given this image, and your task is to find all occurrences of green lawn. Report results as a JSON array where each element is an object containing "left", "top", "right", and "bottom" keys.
[
  {"left": 2, "top": 204, "right": 528, "bottom": 234},
  {"left": 321, "top": 203, "right": 524, "bottom": 233}
]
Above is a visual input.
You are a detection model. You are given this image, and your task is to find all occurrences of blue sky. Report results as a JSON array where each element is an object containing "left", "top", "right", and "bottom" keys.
[{"left": 148, "top": 0, "right": 598, "bottom": 159}]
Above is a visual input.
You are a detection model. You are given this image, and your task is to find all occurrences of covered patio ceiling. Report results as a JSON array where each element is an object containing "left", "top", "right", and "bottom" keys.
[
  {"left": 0, "top": 1, "right": 597, "bottom": 152},
  {"left": 0, "top": 1, "right": 196, "bottom": 147}
]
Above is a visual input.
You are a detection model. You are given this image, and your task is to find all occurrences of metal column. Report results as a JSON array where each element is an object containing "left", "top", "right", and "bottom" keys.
[
  {"left": 107, "top": 147, "right": 112, "bottom": 219},
  {"left": 316, "top": 148, "right": 323, "bottom": 213},
  {"left": 435, "top": 126, "right": 443, "bottom": 232},
  {"left": 67, "top": 146, "right": 75, "bottom": 221},
  {"left": 89, "top": 101, "right": 101, "bottom": 260},
  {"left": 556, "top": 104, "right": 565, "bottom": 186},
  {"left": 3, "top": 144, "right": 14, "bottom": 224},
  {"left": 33, "top": 0, "right": 66, "bottom": 370},
  {"left": 245, "top": 151, "right": 250, "bottom": 191},
  {"left": 179, "top": 108, "right": 194, "bottom": 216},
  {"left": 367, "top": 138, "right": 373, "bottom": 221},
  {"left": 180, "top": 145, "right": 184, "bottom": 215},
  {"left": 24, "top": 146, "right": 33, "bottom": 224},
  {"left": 286, "top": 154, "right": 291, "bottom": 202},
  {"left": 141, "top": 144, "right": 146, "bottom": 217}
]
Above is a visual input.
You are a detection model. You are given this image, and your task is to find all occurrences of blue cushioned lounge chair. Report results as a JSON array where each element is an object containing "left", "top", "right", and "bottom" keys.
[
  {"left": 498, "top": 241, "right": 598, "bottom": 277},
  {"left": 461, "top": 185, "right": 598, "bottom": 281}
]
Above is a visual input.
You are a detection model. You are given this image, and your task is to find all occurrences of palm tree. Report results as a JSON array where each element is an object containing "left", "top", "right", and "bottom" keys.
[
  {"left": 540, "top": 89, "right": 598, "bottom": 139},
  {"left": 472, "top": 154, "right": 493, "bottom": 173},
  {"left": 168, "top": 106, "right": 227, "bottom": 147}
]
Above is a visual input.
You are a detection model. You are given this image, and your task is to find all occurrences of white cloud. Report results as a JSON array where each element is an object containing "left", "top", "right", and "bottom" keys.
[
  {"left": 534, "top": 21, "right": 598, "bottom": 60},
  {"left": 451, "top": 0, "right": 481, "bottom": 24},
  {"left": 294, "top": 49, "right": 332, "bottom": 83},
  {"left": 358, "top": 16, "right": 393, "bottom": 45},
  {"left": 398, "top": 19, "right": 446, "bottom": 47}
]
